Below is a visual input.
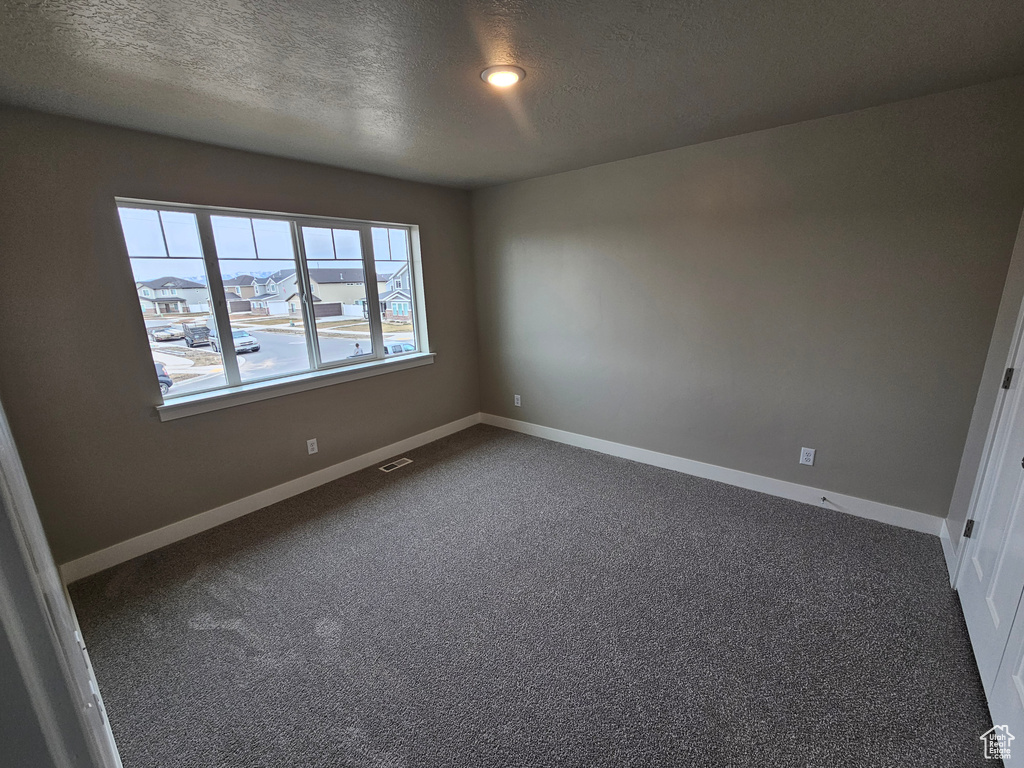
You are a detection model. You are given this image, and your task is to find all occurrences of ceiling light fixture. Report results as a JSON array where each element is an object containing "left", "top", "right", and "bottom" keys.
[{"left": 481, "top": 65, "right": 525, "bottom": 88}]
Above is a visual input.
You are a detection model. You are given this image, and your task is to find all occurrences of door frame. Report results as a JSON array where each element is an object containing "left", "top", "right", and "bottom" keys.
[
  {"left": 0, "top": 395, "right": 122, "bottom": 767},
  {"left": 954, "top": 321, "right": 1024, "bottom": 593},
  {"left": 953, "top": 304, "right": 1024, "bottom": 589},
  {"left": 952, "top": 214, "right": 1024, "bottom": 589}
]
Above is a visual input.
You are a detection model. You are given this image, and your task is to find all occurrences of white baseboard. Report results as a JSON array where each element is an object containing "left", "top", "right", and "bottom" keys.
[
  {"left": 939, "top": 519, "right": 966, "bottom": 587},
  {"left": 59, "top": 413, "right": 482, "bottom": 584},
  {"left": 62, "top": 410, "right": 947, "bottom": 584},
  {"left": 481, "top": 413, "right": 943, "bottom": 537},
  {"left": 939, "top": 520, "right": 958, "bottom": 585}
]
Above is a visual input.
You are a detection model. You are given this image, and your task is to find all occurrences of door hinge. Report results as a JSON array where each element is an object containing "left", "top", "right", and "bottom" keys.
[
  {"left": 964, "top": 519, "right": 975, "bottom": 539},
  {"left": 1003, "top": 368, "right": 1015, "bottom": 389}
]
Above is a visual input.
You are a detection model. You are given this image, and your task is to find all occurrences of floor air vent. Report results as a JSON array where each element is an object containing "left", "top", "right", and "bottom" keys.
[{"left": 379, "top": 457, "right": 412, "bottom": 473}]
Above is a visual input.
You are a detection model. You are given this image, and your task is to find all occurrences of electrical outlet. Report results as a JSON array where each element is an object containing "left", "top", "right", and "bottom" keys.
[
  {"left": 514, "top": 394, "right": 521, "bottom": 407},
  {"left": 307, "top": 438, "right": 318, "bottom": 455},
  {"left": 800, "top": 447, "right": 815, "bottom": 466}
]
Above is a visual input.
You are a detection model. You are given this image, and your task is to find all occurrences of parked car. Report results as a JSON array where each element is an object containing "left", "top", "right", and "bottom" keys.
[
  {"left": 210, "top": 329, "right": 261, "bottom": 353},
  {"left": 149, "top": 325, "right": 183, "bottom": 342},
  {"left": 155, "top": 362, "right": 173, "bottom": 396},
  {"left": 182, "top": 322, "right": 211, "bottom": 348}
]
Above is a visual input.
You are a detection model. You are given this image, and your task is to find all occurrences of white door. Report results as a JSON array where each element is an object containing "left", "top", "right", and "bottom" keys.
[
  {"left": 987, "top": 594, "right": 1024, "bottom": 745},
  {"left": 959, "top": 329, "right": 1024, "bottom": 701}
]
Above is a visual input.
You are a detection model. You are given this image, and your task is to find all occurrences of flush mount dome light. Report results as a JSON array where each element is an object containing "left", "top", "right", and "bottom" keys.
[{"left": 481, "top": 65, "right": 525, "bottom": 87}]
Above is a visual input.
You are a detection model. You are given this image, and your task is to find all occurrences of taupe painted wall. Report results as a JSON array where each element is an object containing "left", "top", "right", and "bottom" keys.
[
  {"left": 472, "top": 78, "right": 1024, "bottom": 518},
  {"left": 0, "top": 109, "right": 480, "bottom": 564}
]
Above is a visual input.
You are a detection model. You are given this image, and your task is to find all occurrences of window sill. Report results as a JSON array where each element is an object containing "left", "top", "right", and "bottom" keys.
[{"left": 156, "top": 352, "right": 435, "bottom": 421}]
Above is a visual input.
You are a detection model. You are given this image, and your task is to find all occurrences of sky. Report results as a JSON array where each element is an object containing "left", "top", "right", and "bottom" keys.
[{"left": 120, "top": 208, "right": 407, "bottom": 282}]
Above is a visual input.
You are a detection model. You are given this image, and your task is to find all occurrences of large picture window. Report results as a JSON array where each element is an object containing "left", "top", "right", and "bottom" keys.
[{"left": 116, "top": 200, "right": 426, "bottom": 409}]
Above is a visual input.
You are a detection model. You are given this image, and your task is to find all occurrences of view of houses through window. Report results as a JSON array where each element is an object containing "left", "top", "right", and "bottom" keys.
[
  {"left": 372, "top": 226, "right": 418, "bottom": 357},
  {"left": 301, "top": 225, "right": 373, "bottom": 365},
  {"left": 118, "top": 203, "right": 420, "bottom": 400}
]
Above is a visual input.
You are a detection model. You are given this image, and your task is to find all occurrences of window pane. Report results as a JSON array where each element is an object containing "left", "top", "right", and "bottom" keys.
[
  {"left": 370, "top": 227, "right": 390, "bottom": 262},
  {"left": 117, "top": 206, "right": 228, "bottom": 399},
  {"left": 211, "top": 216, "right": 257, "bottom": 260},
  {"left": 302, "top": 227, "right": 335, "bottom": 259},
  {"left": 386, "top": 228, "right": 409, "bottom": 261},
  {"left": 120, "top": 267, "right": 229, "bottom": 405},
  {"left": 372, "top": 227, "right": 417, "bottom": 357},
  {"left": 302, "top": 226, "right": 373, "bottom": 363},
  {"left": 253, "top": 219, "right": 293, "bottom": 259},
  {"left": 333, "top": 229, "right": 361, "bottom": 259},
  {"left": 119, "top": 208, "right": 167, "bottom": 257},
  {"left": 160, "top": 211, "right": 203, "bottom": 258},
  {"left": 216, "top": 264, "right": 310, "bottom": 383}
]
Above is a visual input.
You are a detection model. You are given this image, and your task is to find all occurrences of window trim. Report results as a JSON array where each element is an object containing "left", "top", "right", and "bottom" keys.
[
  {"left": 115, "top": 197, "right": 431, "bottom": 415},
  {"left": 155, "top": 352, "right": 435, "bottom": 421}
]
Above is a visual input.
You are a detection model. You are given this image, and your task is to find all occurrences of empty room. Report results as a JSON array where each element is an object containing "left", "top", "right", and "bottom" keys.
[{"left": 3, "top": 1, "right": 1024, "bottom": 766}]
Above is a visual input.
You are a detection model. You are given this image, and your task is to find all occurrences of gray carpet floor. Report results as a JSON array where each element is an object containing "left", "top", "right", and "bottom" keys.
[{"left": 70, "top": 425, "right": 994, "bottom": 767}]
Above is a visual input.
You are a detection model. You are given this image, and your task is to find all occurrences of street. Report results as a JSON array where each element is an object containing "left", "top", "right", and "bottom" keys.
[
  {"left": 163, "top": 330, "right": 362, "bottom": 394},
  {"left": 151, "top": 323, "right": 407, "bottom": 396}
]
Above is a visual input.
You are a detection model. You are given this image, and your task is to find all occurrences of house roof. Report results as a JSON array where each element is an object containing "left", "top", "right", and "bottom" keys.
[
  {"left": 307, "top": 268, "right": 367, "bottom": 284},
  {"left": 385, "top": 263, "right": 409, "bottom": 283},
  {"left": 284, "top": 292, "right": 320, "bottom": 302},
  {"left": 224, "top": 291, "right": 245, "bottom": 301},
  {"left": 267, "top": 269, "right": 297, "bottom": 282},
  {"left": 137, "top": 276, "right": 205, "bottom": 289},
  {"left": 223, "top": 275, "right": 255, "bottom": 286},
  {"left": 378, "top": 288, "right": 412, "bottom": 303},
  {"left": 265, "top": 268, "right": 395, "bottom": 284},
  {"left": 250, "top": 293, "right": 278, "bottom": 301}
]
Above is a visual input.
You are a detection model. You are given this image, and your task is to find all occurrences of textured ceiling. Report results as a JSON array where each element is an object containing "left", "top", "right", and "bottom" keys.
[{"left": 1, "top": 1, "right": 1023, "bottom": 188}]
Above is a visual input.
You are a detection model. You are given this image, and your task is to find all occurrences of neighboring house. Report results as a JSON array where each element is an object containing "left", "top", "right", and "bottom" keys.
[
  {"left": 264, "top": 270, "right": 300, "bottom": 315},
  {"left": 223, "top": 273, "right": 294, "bottom": 315},
  {"left": 266, "top": 268, "right": 391, "bottom": 318},
  {"left": 223, "top": 291, "right": 251, "bottom": 313},
  {"left": 222, "top": 275, "right": 259, "bottom": 299},
  {"left": 375, "top": 264, "right": 413, "bottom": 322},
  {"left": 307, "top": 268, "right": 375, "bottom": 309},
  {"left": 283, "top": 292, "right": 319, "bottom": 316},
  {"left": 250, "top": 292, "right": 283, "bottom": 316},
  {"left": 136, "top": 276, "right": 209, "bottom": 316},
  {"left": 265, "top": 269, "right": 299, "bottom": 297},
  {"left": 253, "top": 276, "right": 286, "bottom": 302}
]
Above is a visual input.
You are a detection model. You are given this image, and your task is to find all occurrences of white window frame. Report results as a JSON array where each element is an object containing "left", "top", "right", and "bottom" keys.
[{"left": 116, "top": 198, "right": 432, "bottom": 420}]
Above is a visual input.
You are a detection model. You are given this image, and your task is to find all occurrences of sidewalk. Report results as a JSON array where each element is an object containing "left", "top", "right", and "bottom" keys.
[
  {"left": 233, "top": 319, "right": 413, "bottom": 342},
  {"left": 233, "top": 319, "right": 355, "bottom": 336}
]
